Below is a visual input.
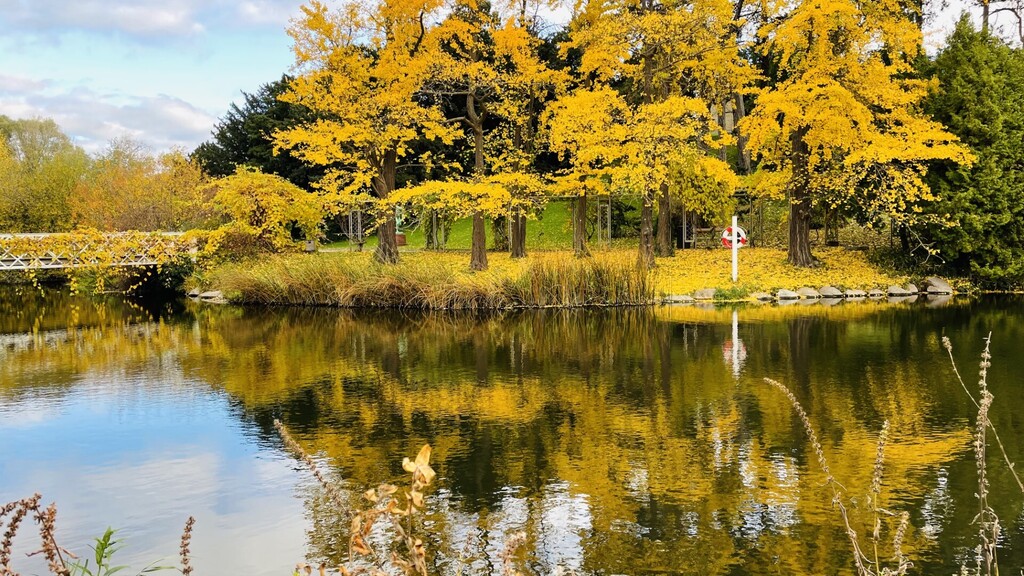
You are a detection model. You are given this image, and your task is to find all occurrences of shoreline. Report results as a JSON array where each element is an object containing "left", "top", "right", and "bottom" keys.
[{"left": 192, "top": 248, "right": 980, "bottom": 310}]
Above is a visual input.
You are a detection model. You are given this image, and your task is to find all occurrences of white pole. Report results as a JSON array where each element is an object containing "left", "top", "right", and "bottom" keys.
[
  {"left": 732, "top": 309, "right": 740, "bottom": 379},
  {"left": 731, "top": 214, "right": 738, "bottom": 282}
]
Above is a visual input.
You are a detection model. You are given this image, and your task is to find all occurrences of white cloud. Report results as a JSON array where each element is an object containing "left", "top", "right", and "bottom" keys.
[
  {"left": 0, "top": 81, "right": 217, "bottom": 153},
  {"left": 0, "top": 0, "right": 206, "bottom": 38},
  {"left": 236, "top": 0, "right": 303, "bottom": 27},
  {"left": 0, "top": 0, "right": 301, "bottom": 40}
]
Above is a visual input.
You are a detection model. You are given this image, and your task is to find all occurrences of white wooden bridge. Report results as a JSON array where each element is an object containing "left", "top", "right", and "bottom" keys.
[{"left": 0, "top": 232, "right": 194, "bottom": 271}]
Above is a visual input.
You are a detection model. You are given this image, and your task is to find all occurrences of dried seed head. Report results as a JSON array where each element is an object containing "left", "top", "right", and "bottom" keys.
[
  {"left": 180, "top": 516, "right": 195, "bottom": 576},
  {"left": 870, "top": 421, "right": 890, "bottom": 499}
]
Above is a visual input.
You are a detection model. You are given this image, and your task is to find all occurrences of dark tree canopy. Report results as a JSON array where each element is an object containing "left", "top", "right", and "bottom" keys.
[
  {"left": 920, "top": 17, "right": 1024, "bottom": 287},
  {"left": 192, "top": 75, "right": 322, "bottom": 189}
]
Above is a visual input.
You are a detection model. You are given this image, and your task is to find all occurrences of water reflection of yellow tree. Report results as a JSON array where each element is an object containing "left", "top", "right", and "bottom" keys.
[
  {"left": 173, "top": 307, "right": 973, "bottom": 574},
  {"left": 0, "top": 302, "right": 988, "bottom": 574}
]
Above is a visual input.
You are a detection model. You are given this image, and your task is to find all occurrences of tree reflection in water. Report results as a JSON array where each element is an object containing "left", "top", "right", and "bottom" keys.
[{"left": 2, "top": 289, "right": 1023, "bottom": 575}]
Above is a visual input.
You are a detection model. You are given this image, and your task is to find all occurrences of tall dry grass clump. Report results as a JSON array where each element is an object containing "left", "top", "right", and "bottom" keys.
[
  {"left": 2, "top": 492, "right": 189, "bottom": 576},
  {"left": 767, "top": 334, "right": 1023, "bottom": 576},
  {"left": 210, "top": 253, "right": 653, "bottom": 309}
]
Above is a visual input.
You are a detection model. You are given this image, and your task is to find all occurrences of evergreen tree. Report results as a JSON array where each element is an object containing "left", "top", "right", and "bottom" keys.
[
  {"left": 920, "top": 17, "right": 1024, "bottom": 286},
  {"left": 192, "top": 75, "right": 321, "bottom": 189}
]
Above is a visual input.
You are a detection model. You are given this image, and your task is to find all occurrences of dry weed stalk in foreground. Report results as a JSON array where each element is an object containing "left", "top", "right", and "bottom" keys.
[
  {"left": 2, "top": 493, "right": 189, "bottom": 576},
  {"left": 768, "top": 334, "right": 1021, "bottom": 576},
  {"left": 277, "top": 419, "right": 502, "bottom": 576},
  {"left": 945, "top": 334, "right": 1012, "bottom": 576},
  {"left": 0, "top": 493, "right": 71, "bottom": 576},
  {"left": 180, "top": 516, "right": 195, "bottom": 576},
  {"left": 764, "top": 378, "right": 910, "bottom": 576}
]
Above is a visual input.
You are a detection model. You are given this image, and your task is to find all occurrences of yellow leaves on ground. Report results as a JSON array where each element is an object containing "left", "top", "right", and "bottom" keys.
[
  {"left": 316, "top": 246, "right": 904, "bottom": 297},
  {"left": 653, "top": 246, "right": 908, "bottom": 295}
]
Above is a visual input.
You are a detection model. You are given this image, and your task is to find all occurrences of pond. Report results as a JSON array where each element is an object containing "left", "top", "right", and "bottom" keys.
[{"left": 1, "top": 288, "right": 1022, "bottom": 575}]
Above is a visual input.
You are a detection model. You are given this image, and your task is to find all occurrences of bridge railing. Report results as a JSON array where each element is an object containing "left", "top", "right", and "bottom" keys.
[{"left": 0, "top": 231, "right": 198, "bottom": 271}]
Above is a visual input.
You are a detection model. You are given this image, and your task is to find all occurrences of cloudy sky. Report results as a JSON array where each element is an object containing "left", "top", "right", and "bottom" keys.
[{"left": 0, "top": 0, "right": 1005, "bottom": 156}]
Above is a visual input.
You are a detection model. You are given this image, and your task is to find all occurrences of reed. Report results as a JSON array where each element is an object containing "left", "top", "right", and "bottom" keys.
[
  {"left": 765, "top": 334, "right": 1022, "bottom": 576},
  {"left": 766, "top": 376, "right": 912, "bottom": 576},
  {"left": 209, "top": 253, "right": 653, "bottom": 309},
  {"left": 179, "top": 516, "right": 195, "bottom": 576},
  {"left": 944, "top": 334, "right": 1013, "bottom": 576},
  {"left": 274, "top": 419, "right": 349, "bottom": 515}
]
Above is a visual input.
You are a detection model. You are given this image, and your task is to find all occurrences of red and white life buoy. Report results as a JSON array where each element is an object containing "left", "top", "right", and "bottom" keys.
[{"left": 721, "top": 226, "right": 748, "bottom": 248}]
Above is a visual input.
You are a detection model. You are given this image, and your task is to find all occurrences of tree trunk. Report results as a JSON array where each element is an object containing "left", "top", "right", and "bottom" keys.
[
  {"left": 655, "top": 182, "right": 673, "bottom": 257},
  {"left": 638, "top": 191, "right": 654, "bottom": 269},
  {"left": 468, "top": 93, "right": 489, "bottom": 270},
  {"left": 471, "top": 211, "right": 488, "bottom": 271},
  {"left": 982, "top": 0, "right": 991, "bottom": 34},
  {"left": 425, "top": 210, "right": 438, "bottom": 250},
  {"left": 734, "top": 93, "right": 751, "bottom": 175},
  {"left": 492, "top": 216, "right": 509, "bottom": 251},
  {"left": 373, "top": 148, "right": 399, "bottom": 265},
  {"left": 788, "top": 128, "right": 816, "bottom": 267},
  {"left": 573, "top": 194, "right": 590, "bottom": 258},
  {"left": 718, "top": 102, "right": 729, "bottom": 162},
  {"left": 511, "top": 210, "right": 527, "bottom": 258}
]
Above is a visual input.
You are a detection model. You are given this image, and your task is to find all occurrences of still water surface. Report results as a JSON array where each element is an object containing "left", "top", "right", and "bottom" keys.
[{"left": 1, "top": 289, "right": 1023, "bottom": 575}]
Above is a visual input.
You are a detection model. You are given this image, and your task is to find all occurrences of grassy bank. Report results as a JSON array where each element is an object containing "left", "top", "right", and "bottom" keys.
[
  {"left": 209, "top": 251, "right": 652, "bottom": 309},
  {"left": 202, "top": 246, "right": 918, "bottom": 309}
]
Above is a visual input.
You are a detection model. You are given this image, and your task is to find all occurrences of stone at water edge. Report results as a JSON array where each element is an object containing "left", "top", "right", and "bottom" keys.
[
  {"left": 844, "top": 289, "right": 867, "bottom": 298},
  {"left": 906, "top": 283, "right": 919, "bottom": 294},
  {"left": 693, "top": 288, "right": 717, "bottom": 301},
  {"left": 663, "top": 294, "right": 695, "bottom": 304},
  {"left": 887, "top": 285, "right": 912, "bottom": 296},
  {"left": 797, "top": 287, "right": 821, "bottom": 299},
  {"left": 868, "top": 289, "right": 885, "bottom": 298},
  {"left": 776, "top": 289, "right": 799, "bottom": 300},
  {"left": 750, "top": 292, "right": 774, "bottom": 302},
  {"left": 199, "top": 290, "right": 223, "bottom": 300},
  {"left": 818, "top": 286, "right": 843, "bottom": 298},
  {"left": 923, "top": 276, "right": 953, "bottom": 295},
  {"left": 187, "top": 288, "right": 201, "bottom": 298},
  {"left": 888, "top": 295, "right": 915, "bottom": 304}
]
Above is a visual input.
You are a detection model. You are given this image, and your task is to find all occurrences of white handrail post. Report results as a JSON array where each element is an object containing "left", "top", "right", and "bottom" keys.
[{"left": 731, "top": 214, "right": 738, "bottom": 283}]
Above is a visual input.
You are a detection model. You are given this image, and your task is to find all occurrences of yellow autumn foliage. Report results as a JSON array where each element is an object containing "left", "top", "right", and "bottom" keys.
[
  {"left": 274, "top": 0, "right": 458, "bottom": 205},
  {"left": 206, "top": 167, "right": 323, "bottom": 252},
  {"left": 741, "top": 0, "right": 974, "bottom": 231}
]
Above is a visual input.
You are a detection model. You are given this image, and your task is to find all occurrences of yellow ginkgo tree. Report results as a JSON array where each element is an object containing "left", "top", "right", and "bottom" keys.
[
  {"left": 563, "top": 0, "right": 754, "bottom": 261},
  {"left": 418, "top": 0, "right": 566, "bottom": 269},
  {"left": 207, "top": 166, "right": 323, "bottom": 252},
  {"left": 741, "top": 0, "right": 974, "bottom": 267},
  {"left": 546, "top": 87, "right": 738, "bottom": 267},
  {"left": 274, "top": 0, "right": 458, "bottom": 264},
  {"left": 386, "top": 172, "right": 547, "bottom": 250}
]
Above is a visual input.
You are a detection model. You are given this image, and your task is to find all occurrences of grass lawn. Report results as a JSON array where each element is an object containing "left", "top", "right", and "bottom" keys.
[{"left": 323, "top": 201, "right": 581, "bottom": 251}]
